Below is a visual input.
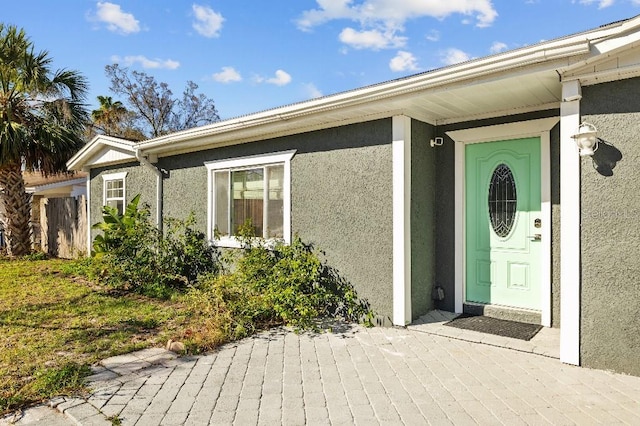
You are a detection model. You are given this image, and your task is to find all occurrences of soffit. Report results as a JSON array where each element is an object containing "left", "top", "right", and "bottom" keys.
[{"left": 142, "top": 65, "right": 565, "bottom": 158}]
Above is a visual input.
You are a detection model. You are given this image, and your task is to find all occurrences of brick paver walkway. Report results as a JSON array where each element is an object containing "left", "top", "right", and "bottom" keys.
[{"left": 3, "top": 322, "right": 640, "bottom": 425}]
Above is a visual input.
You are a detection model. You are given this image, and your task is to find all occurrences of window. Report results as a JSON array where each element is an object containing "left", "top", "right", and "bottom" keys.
[
  {"left": 102, "top": 172, "right": 128, "bottom": 215},
  {"left": 488, "top": 163, "right": 517, "bottom": 238},
  {"left": 205, "top": 151, "right": 295, "bottom": 247}
]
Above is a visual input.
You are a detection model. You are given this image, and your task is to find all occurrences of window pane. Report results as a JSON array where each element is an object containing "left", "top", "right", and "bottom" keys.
[
  {"left": 266, "top": 165, "right": 284, "bottom": 238},
  {"left": 232, "top": 168, "right": 264, "bottom": 236},
  {"left": 105, "top": 178, "right": 124, "bottom": 215},
  {"left": 488, "top": 163, "right": 517, "bottom": 238},
  {"left": 106, "top": 179, "right": 123, "bottom": 192},
  {"left": 214, "top": 171, "right": 229, "bottom": 236},
  {"left": 106, "top": 199, "right": 124, "bottom": 215},
  {"left": 106, "top": 187, "right": 123, "bottom": 199}
]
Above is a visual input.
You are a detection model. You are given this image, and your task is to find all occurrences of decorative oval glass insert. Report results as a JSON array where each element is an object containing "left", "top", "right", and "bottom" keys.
[{"left": 488, "top": 163, "right": 517, "bottom": 237}]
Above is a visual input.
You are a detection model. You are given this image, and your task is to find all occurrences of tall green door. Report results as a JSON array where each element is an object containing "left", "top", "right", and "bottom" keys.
[{"left": 465, "top": 138, "right": 541, "bottom": 310}]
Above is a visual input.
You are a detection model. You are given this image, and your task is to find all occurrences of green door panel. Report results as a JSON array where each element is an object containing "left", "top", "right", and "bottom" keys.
[{"left": 465, "top": 138, "right": 541, "bottom": 310}]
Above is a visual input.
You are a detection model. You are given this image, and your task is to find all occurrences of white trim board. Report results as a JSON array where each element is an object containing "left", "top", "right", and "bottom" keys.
[
  {"left": 392, "top": 115, "right": 412, "bottom": 326},
  {"left": 204, "top": 150, "right": 296, "bottom": 248},
  {"left": 447, "top": 117, "right": 558, "bottom": 325},
  {"left": 559, "top": 81, "right": 581, "bottom": 366}
]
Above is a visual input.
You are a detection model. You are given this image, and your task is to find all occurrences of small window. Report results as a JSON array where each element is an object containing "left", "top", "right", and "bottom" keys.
[
  {"left": 205, "top": 151, "right": 295, "bottom": 247},
  {"left": 102, "top": 172, "right": 128, "bottom": 215},
  {"left": 488, "top": 164, "right": 517, "bottom": 238}
]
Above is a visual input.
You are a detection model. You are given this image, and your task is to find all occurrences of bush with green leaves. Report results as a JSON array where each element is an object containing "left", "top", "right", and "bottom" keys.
[
  {"left": 91, "top": 195, "right": 220, "bottom": 297},
  {"left": 185, "top": 234, "right": 372, "bottom": 350}
]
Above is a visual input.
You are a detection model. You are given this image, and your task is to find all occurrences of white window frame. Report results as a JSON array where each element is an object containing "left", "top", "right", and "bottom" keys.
[
  {"left": 205, "top": 150, "right": 296, "bottom": 248},
  {"left": 102, "top": 172, "right": 128, "bottom": 214}
]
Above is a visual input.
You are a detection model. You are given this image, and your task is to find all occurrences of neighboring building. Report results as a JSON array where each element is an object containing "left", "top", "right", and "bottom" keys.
[
  {"left": 0, "top": 172, "right": 87, "bottom": 257},
  {"left": 68, "top": 17, "right": 640, "bottom": 376}
]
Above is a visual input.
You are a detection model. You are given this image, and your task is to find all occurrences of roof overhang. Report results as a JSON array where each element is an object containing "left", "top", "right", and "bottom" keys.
[
  {"left": 135, "top": 36, "right": 592, "bottom": 158},
  {"left": 67, "top": 135, "right": 137, "bottom": 172},
  {"left": 26, "top": 177, "right": 87, "bottom": 197},
  {"left": 68, "top": 15, "right": 640, "bottom": 167}
]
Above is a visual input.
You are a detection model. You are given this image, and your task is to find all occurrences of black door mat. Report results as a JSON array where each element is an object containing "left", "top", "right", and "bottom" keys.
[{"left": 445, "top": 314, "right": 542, "bottom": 341}]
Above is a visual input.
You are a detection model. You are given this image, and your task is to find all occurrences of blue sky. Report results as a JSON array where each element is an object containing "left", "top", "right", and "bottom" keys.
[{"left": 4, "top": 1, "right": 640, "bottom": 120}]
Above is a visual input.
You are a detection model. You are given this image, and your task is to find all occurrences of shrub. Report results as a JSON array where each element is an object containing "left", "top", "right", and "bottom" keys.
[
  {"left": 91, "top": 195, "right": 220, "bottom": 297},
  {"left": 184, "top": 235, "right": 372, "bottom": 351}
]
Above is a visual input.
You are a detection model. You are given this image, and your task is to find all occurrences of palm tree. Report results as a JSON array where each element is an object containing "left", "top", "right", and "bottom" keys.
[
  {"left": 0, "top": 24, "right": 88, "bottom": 257},
  {"left": 91, "top": 95, "right": 128, "bottom": 137}
]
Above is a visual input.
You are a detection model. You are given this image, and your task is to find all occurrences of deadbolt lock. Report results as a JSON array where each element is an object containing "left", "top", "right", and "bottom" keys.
[{"left": 534, "top": 218, "right": 542, "bottom": 228}]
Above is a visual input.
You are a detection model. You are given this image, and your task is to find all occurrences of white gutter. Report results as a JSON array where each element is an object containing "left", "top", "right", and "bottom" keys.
[
  {"left": 135, "top": 37, "right": 594, "bottom": 153},
  {"left": 135, "top": 149, "right": 163, "bottom": 232}
]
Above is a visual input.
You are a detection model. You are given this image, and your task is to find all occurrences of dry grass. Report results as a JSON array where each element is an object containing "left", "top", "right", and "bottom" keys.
[{"left": 0, "top": 258, "right": 192, "bottom": 414}]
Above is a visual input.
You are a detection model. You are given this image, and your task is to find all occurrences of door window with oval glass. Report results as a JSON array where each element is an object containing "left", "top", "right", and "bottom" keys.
[{"left": 488, "top": 163, "right": 517, "bottom": 237}]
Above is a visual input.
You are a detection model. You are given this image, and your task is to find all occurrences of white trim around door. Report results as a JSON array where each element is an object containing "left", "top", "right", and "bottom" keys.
[{"left": 447, "top": 116, "right": 558, "bottom": 326}]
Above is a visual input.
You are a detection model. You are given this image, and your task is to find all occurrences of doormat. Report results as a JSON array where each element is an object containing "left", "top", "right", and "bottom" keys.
[{"left": 445, "top": 314, "right": 542, "bottom": 341}]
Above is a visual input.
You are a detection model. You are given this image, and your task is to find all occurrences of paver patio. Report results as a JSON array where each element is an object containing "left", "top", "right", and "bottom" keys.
[{"left": 3, "top": 313, "right": 639, "bottom": 425}]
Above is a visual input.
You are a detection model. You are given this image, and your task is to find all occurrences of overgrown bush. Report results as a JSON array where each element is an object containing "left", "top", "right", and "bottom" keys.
[
  {"left": 89, "top": 200, "right": 371, "bottom": 352},
  {"left": 91, "top": 195, "right": 220, "bottom": 297},
  {"left": 184, "top": 234, "right": 372, "bottom": 351}
]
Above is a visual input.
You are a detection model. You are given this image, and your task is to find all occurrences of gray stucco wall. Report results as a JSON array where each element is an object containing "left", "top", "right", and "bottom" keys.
[
  {"left": 410, "top": 120, "right": 437, "bottom": 319},
  {"left": 89, "top": 162, "right": 157, "bottom": 242},
  {"left": 155, "top": 120, "right": 396, "bottom": 323},
  {"left": 580, "top": 78, "right": 640, "bottom": 376},
  {"left": 435, "top": 110, "right": 561, "bottom": 323}
]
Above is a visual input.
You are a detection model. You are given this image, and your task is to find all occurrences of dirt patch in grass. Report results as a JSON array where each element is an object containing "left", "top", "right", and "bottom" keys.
[{"left": 0, "top": 258, "right": 192, "bottom": 414}]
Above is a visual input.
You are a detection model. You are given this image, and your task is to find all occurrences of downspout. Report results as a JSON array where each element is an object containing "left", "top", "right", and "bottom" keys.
[{"left": 135, "top": 149, "right": 163, "bottom": 233}]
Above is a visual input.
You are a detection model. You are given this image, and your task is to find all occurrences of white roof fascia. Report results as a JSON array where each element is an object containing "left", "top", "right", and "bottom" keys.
[
  {"left": 74, "top": 15, "right": 640, "bottom": 162},
  {"left": 67, "top": 135, "right": 136, "bottom": 171},
  {"left": 25, "top": 177, "right": 87, "bottom": 195},
  {"left": 136, "top": 36, "right": 596, "bottom": 155},
  {"left": 559, "top": 16, "right": 640, "bottom": 77}
]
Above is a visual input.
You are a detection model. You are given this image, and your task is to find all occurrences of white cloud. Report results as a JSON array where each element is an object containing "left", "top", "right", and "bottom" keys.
[
  {"left": 339, "top": 27, "right": 406, "bottom": 50},
  {"left": 490, "top": 41, "right": 508, "bottom": 54},
  {"left": 303, "top": 83, "right": 323, "bottom": 99},
  {"left": 389, "top": 51, "right": 419, "bottom": 72},
  {"left": 111, "top": 55, "right": 180, "bottom": 70},
  {"left": 440, "top": 48, "right": 472, "bottom": 65},
  {"left": 255, "top": 70, "right": 292, "bottom": 86},
  {"left": 576, "top": 0, "right": 615, "bottom": 8},
  {"left": 425, "top": 30, "right": 440, "bottom": 42},
  {"left": 296, "top": 0, "right": 498, "bottom": 32},
  {"left": 192, "top": 4, "right": 224, "bottom": 37},
  {"left": 268, "top": 70, "right": 292, "bottom": 86},
  {"left": 94, "top": 2, "right": 140, "bottom": 34},
  {"left": 213, "top": 66, "right": 242, "bottom": 83}
]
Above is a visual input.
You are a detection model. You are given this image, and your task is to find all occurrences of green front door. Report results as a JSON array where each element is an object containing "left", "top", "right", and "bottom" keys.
[{"left": 465, "top": 138, "right": 541, "bottom": 310}]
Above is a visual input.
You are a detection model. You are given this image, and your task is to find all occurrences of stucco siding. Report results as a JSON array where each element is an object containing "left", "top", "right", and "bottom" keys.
[
  {"left": 580, "top": 78, "right": 640, "bottom": 376},
  {"left": 154, "top": 119, "right": 394, "bottom": 322},
  {"left": 410, "top": 119, "right": 437, "bottom": 319},
  {"left": 291, "top": 121, "right": 394, "bottom": 324},
  {"left": 89, "top": 162, "right": 157, "bottom": 242}
]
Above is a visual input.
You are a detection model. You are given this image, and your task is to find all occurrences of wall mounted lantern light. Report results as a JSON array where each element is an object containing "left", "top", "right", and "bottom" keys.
[{"left": 571, "top": 122, "right": 599, "bottom": 156}]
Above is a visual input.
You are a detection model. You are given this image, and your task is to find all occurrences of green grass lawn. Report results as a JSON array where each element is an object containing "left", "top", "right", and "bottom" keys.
[{"left": 0, "top": 258, "right": 191, "bottom": 414}]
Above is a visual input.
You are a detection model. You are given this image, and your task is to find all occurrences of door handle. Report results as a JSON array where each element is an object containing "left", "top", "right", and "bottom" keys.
[{"left": 528, "top": 234, "right": 542, "bottom": 241}]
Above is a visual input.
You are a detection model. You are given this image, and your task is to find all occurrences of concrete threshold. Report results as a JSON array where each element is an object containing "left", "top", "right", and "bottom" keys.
[{"left": 408, "top": 310, "right": 560, "bottom": 359}]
